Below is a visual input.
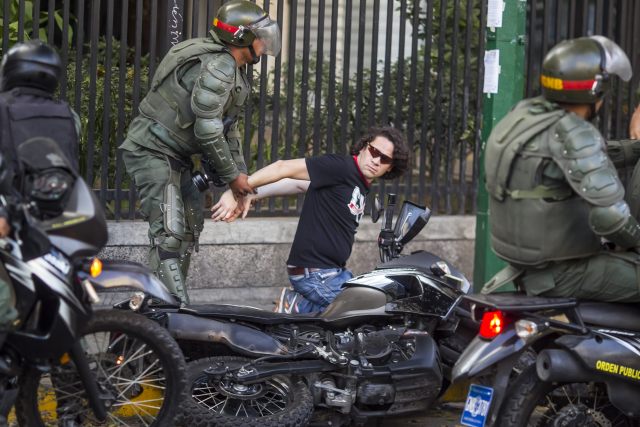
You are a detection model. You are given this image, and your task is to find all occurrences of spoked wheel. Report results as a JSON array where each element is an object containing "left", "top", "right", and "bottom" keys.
[
  {"left": 16, "top": 310, "right": 186, "bottom": 426},
  {"left": 499, "top": 365, "right": 640, "bottom": 427},
  {"left": 178, "top": 356, "right": 314, "bottom": 427}
]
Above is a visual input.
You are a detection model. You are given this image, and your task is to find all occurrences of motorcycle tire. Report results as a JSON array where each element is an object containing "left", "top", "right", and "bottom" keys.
[
  {"left": 498, "top": 365, "right": 637, "bottom": 426},
  {"left": 178, "top": 356, "right": 314, "bottom": 427},
  {"left": 16, "top": 309, "right": 187, "bottom": 427}
]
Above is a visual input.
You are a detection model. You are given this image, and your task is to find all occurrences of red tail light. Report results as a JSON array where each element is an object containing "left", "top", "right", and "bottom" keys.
[{"left": 479, "top": 310, "right": 506, "bottom": 339}]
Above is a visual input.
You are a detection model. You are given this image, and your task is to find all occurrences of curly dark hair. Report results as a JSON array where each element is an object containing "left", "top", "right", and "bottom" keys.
[{"left": 350, "top": 126, "right": 410, "bottom": 180}]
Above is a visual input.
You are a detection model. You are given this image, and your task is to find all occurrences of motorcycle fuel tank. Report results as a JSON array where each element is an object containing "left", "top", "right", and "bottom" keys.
[
  {"left": 320, "top": 286, "right": 389, "bottom": 324},
  {"left": 321, "top": 265, "right": 461, "bottom": 323}
]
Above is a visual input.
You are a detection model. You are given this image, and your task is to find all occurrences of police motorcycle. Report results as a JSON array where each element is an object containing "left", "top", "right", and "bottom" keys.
[
  {"left": 114, "top": 193, "right": 475, "bottom": 427},
  {"left": 452, "top": 287, "right": 640, "bottom": 427},
  {"left": 0, "top": 138, "right": 186, "bottom": 426}
]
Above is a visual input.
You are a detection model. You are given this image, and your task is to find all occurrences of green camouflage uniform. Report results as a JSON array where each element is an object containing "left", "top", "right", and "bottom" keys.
[
  {"left": 485, "top": 97, "right": 640, "bottom": 302},
  {"left": 120, "top": 31, "right": 250, "bottom": 303}
]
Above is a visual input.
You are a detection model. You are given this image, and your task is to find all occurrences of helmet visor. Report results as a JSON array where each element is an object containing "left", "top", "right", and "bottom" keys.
[
  {"left": 250, "top": 17, "right": 281, "bottom": 57},
  {"left": 591, "top": 35, "right": 632, "bottom": 82}
]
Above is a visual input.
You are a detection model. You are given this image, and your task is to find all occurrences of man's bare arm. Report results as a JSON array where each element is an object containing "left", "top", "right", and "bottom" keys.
[
  {"left": 247, "top": 159, "right": 309, "bottom": 189},
  {"left": 254, "top": 178, "right": 310, "bottom": 199},
  {"left": 211, "top": 173, "right": 309, "bottom": 222}
]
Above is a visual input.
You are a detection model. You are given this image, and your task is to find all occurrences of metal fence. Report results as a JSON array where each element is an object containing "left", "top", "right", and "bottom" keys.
[{"left": 1, "top": 0, "right": 638, "bottom": 218}]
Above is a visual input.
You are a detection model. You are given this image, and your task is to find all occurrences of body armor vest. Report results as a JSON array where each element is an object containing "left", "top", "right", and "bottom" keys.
[
  {"left": 137, "top": 35, "right": 249, "bottom": 157},
  {"left": 486, "top": 97, "right": 602, "bottom": 266},
  {"left": 0, "top": 88, "right": 78, "bottom": 174}
]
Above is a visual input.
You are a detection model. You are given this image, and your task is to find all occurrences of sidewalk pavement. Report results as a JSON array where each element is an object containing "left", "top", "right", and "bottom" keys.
[{"left": 374, "top": 404, "right": 463, "bottom": 426}]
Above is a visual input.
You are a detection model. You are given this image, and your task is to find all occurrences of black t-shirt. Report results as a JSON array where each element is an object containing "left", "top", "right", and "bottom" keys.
[{"left": 287, "top": 154, "right": 370, "bottom": 268}]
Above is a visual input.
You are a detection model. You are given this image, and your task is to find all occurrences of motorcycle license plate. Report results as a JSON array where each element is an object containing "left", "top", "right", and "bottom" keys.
[{"left": 460, "top": 384, "right": 494, "bottom": 427}]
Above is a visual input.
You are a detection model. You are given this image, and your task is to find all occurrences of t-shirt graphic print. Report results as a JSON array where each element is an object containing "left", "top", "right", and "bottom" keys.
[{"left": 348, "top": 186, "right": 366, "bottom": 223}]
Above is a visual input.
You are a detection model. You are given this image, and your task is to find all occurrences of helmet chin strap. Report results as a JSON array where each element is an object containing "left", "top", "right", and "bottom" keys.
[
  {"left": 588, "top": 102, "right": 598, "bottom": 121},
  {"left": 248, "top": 44, "right": 260, "bottom": 65}
]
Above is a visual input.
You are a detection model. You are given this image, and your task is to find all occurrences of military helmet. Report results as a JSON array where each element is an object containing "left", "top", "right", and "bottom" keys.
[
  {"left": 0, "top": 40, "right": 61, "bottom": 93},
  {"left": 541, "top": 36, "right": 632, "bottom": 104},
  {"left": 212, "top": 0, "right": 281, "bottom": 56}
]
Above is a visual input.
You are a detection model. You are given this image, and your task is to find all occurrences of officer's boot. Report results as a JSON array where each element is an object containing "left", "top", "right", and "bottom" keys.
[{"left": 150, "top": 247, "right": 190, "bottom": 305}]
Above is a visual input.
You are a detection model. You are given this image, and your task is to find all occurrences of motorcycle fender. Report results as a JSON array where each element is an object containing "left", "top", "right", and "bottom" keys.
[
  {"left": 452, "top": 325, "right": 526, "bottom": 382},
  {"left": 79, "top": 260, "right": 178, "bottom": 305},
  {"left": 166, "top": 312, "right": 287, "bottom": 356},
  {"left": 555, "top": 333, "right": 640, "bottom": 416},
  {"left": 556, "top": 333, "right": 640, "bottom": 383}
]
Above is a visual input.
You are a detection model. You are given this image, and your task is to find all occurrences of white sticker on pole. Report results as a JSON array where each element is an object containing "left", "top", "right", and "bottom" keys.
[
  {"left": 487, "top": 0, "right": 505, "bottom": 28},
  {"left": 483, "top": 50, "right": 500, "bottom": 94}
]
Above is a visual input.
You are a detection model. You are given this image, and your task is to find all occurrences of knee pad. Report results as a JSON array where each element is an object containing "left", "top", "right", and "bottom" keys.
[{"left": 163, "top": 170, "right": 186, "bottom": 238}]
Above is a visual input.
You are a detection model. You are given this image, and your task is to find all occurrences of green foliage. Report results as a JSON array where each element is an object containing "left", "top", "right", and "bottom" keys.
[
  {"left": 62, "top": 38, "right": 149, "bottom": 193},
  {"left": 0, "top": 0, "right": 72, "bottom": 53}
]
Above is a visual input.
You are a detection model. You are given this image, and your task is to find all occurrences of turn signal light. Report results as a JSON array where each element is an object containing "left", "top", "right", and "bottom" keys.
[
  {"left": 89, "top": 258, "right": 103, "bottom": 278},
  {"left": 479, "top": 310, "right": 506, "bottom": 339}
]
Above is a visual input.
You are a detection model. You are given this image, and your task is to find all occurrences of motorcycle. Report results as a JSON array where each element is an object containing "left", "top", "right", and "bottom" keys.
[
  {"left": 0, "top": 138, "right": 186, "bottom": 426},
  {"left": 452, "top": 291, "right": 640, "bottom": 427},
  {"left": 117, "top": 194, "right": 476, "bottom": 426}
]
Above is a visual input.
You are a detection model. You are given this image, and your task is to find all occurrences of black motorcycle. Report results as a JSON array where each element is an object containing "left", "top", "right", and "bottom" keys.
[
  {"left": 452, "top": 292, "right": 640, "bottom": 427},
  {"left": 116, "top": 194, "right": 476, "bottom": 427},
  {"left": 0, "top": 139, "right": 186, "bottom": 426}
]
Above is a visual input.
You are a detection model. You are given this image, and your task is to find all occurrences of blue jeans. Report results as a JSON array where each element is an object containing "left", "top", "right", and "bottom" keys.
[{"left": 288, "top": 268, "right": 353, "bottom": 313}]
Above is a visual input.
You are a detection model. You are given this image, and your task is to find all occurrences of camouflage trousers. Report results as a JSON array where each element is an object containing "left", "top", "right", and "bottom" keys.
[
  {"left": 121, "top": 141, "right": 204, "bottom": 304},
  {"left": 517, "top": 251, "right": 640, "bottom": 302}
]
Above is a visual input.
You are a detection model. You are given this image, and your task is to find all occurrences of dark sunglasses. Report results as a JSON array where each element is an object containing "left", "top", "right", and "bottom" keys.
[{"left": 367, "top": 144, "right": 393, "bottom": 165}]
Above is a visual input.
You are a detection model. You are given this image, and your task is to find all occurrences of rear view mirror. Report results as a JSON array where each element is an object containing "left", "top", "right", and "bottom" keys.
[
  {"left": 394, "top": 201, "right": 431, "bottom": 245},
  {"left": 371, "top": 194, "right": 383, "bottom": 223}
]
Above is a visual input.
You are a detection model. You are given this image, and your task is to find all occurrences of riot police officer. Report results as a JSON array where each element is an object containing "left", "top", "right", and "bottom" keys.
[
  {"left": 0, "top": 40, "right": 80, "bottom": 329},
  {"left": 485, "top": 36, "right": 640, "bottom": 302},
  {"left": 0, "top": 40, "right": 80, "bottom": 174},
  {"left": 119, "top": 0, "right": 281, "bottom": 303}
]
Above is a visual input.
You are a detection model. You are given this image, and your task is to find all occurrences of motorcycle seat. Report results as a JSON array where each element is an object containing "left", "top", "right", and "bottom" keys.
[
  {"left": 179, "top": 304, "right": 321, "bottom": 324},
  {"left": 577, "top": 302, "right": 640, "bottom": 332}
]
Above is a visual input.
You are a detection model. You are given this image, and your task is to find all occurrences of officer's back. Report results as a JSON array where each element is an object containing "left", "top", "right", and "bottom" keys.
[{"left": 0, "top": 40, "right": 79, "bottom": 175}]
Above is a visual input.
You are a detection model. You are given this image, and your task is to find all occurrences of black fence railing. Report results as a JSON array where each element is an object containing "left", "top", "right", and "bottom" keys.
[{"left": 1, "top": 0, "right": 637, "bottom": 219}]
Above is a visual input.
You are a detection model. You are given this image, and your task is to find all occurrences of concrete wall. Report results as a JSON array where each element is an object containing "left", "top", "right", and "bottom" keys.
[{"left": 101, "top": 216, "right": 476, "bottom": 309}]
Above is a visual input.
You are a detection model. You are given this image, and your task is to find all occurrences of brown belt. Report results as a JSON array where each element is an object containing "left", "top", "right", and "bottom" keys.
[{"left": 287, "top": 266, "right": 322, "bottom": 276}]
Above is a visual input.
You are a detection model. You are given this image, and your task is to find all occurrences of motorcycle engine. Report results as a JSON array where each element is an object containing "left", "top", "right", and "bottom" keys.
[{"left": 334, "top": 326, "right": 410, "bottom": 365}]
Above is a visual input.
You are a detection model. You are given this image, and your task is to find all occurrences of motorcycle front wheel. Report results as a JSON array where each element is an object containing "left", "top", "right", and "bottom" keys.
[
  {"left": 16, "top": 309, "right": 186, "bottom": 426},
  {"left": 178, "top": 356, "right": 314, "bottom": 427},
  {"left": 499, "top": 365, "right": 639, "bottom": 426}
]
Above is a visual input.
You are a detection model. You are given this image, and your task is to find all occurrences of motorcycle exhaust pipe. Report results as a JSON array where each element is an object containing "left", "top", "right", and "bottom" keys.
[{"left": 536, "top": 349, "right": 590, "bottom": 383}]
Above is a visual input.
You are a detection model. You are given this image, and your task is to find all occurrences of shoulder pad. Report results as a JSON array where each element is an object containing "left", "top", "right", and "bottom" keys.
[
  {"left": 193, "top": 55, "right": 235, "bottom": 115},
  {"left": 204, "top": 54, "right": 236, "bottom": 84},
  {"left": 553, "top": 114, "right": 605, "bottom": 159},
  {"left": 550, "top": 114, "right": 623, "bottom": 206},
  {"left": 549, "top": 115, "right": 604, "bottom": 167}
]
